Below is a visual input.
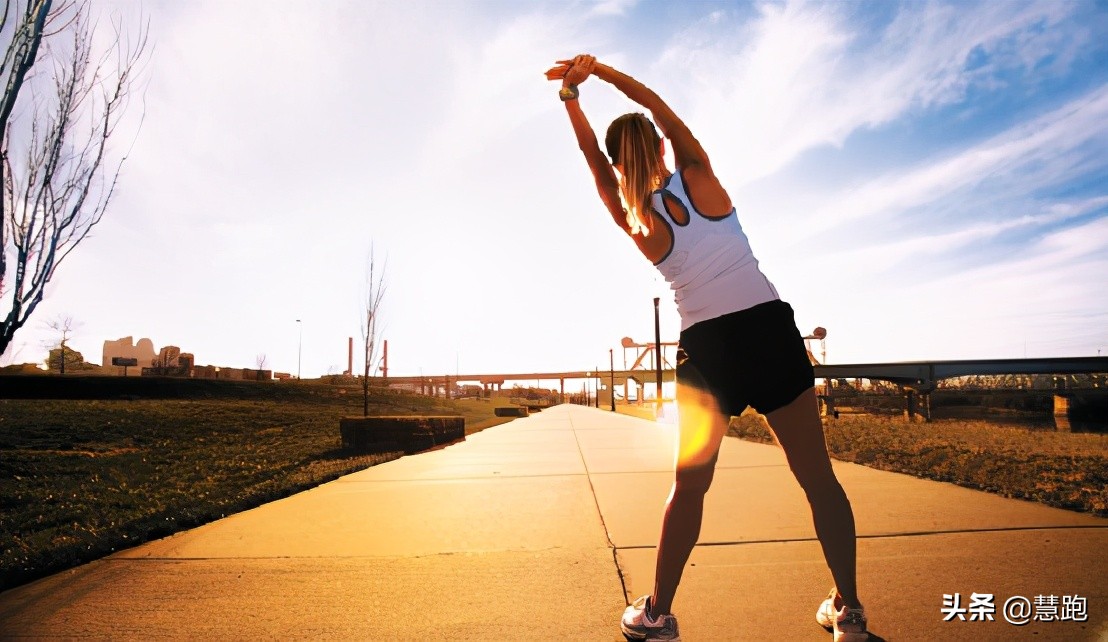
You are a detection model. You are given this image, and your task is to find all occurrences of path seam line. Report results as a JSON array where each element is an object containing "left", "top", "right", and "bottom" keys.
[
  {"left": 613, "top": 523, "right": 1108, "bottom": 550},
  {"left": 568, "top": 408, "right": 632, "bottom": 604}
]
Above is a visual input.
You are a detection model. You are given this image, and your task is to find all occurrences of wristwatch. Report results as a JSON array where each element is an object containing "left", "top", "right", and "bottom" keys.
[{"left": 559, "top": 84, "right": 579, "bottom": 101}]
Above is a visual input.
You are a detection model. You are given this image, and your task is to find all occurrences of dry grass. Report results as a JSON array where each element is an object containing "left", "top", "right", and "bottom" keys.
[
  {"left": 727, "top": 411, "right": 1108, "bottom": 516},
  {"left": 0, "top": 385, "right": 511, "bottom": 591}
]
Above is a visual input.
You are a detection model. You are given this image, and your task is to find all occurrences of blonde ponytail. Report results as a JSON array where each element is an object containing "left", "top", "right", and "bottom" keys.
[{"left": 605, "top": 113, "right": 663, "bottom": 236}]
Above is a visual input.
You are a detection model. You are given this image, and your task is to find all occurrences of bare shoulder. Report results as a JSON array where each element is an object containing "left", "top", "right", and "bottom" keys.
[{"left": 679, "top": 162, "right": 732, "bottom": 218}]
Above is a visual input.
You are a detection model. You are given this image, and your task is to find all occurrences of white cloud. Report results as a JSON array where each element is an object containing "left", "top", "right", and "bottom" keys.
[
  {"left": 802, "top": 83, "right": 1108, "bottom": 231},
  {"left": 826, "top": 207, "right": 1083, "bottom": 269},
  {"left": 648, "top": 0, "right": 1085, "bottom": 191},
  {"left": 788, "top": 199, "right": 1107, "bottom": 363},
  {"left": 588, "top": 0, "right": 640, "bottom": 17}
]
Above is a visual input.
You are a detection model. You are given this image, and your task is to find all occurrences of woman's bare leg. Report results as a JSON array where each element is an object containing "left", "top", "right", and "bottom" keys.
[
  {"left": 650, "top": 380, "right": 729, "bottom": 615},
  {"left": 764, "top": 387, "right": 861, "bottom": 609}
]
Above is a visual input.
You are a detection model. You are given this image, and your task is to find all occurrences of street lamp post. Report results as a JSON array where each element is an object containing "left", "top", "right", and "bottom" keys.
[
  {"left": 595, "top": 366, "right": 600, "bottom": 408},
  {"left": 295, "top": 319, "right": 302, "bottom": 379},
  {"left": 653, "top": 297, "right": 662, "bottom": 414},
  {"left": 610, "top": 349, "right": 616, "bottom": 412}
]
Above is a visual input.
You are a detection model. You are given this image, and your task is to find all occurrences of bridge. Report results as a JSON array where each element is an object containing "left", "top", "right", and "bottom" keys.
[
  {"left": 381, "top": 356, "right": 1107, "bottom": 422},
  {"left": 813, "top": 356, "right": 1108, "bottom": 392},
  {"left": 376, "top": 369, "right": 676, "bottom": 398},
  {"left": 385, "top": 356, "right": 1107, "bottom": 389},
  {"left": 813, "top": 356, "right": 1108, "bottom": 422}
]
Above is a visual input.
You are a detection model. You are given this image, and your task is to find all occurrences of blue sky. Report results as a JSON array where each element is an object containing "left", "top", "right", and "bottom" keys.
[{"left": 3, "top": 0, "right": 1106, "bottom": 378}]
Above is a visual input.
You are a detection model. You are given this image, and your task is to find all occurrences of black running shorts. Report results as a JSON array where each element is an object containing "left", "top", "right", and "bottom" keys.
[{"left": 677, "top": 300, "right": 815, "bottom": 416}]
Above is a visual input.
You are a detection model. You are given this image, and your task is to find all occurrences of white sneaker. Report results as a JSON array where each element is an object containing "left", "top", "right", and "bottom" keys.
[
  {"left": 816, "top": 588, "right": 869, "bottom": 642},
  {"left": 621, "top": 595, "right": 680, "bottom": 641}
]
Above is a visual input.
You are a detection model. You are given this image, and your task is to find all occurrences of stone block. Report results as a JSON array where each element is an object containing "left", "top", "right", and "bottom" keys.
[{"left": 340, "top": 416, "right": 465, "bottom": 454}]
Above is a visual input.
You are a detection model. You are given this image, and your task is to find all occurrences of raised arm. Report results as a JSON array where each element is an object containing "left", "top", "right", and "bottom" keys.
[
  {"left": 548, "top": 55, "right": 630, "bottom": 233},
  {"left": 563, "top": 99, "right": 631, "bottom": 233},
  {"left": 590, "top": 62, "right": 711, "bottom": 170}
]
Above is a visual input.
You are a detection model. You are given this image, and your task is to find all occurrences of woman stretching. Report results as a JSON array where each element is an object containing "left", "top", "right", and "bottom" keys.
[{"left": 546, "top": 54, "right": 869, "bottom": 642}]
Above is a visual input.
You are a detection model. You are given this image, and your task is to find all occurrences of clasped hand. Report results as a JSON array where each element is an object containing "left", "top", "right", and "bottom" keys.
[{"left": 545, "top": 54, "right": 596, "bottom": 86}]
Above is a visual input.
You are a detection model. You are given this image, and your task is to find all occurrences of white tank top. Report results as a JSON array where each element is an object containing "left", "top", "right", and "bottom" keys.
[{"left": 649, "top": 170, "right": 779, "bottom": 330}]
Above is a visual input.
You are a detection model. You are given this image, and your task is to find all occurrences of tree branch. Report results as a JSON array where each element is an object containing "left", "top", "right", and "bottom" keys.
[{"left": 0, "top": 0, "right": 149, "bottom": 357}]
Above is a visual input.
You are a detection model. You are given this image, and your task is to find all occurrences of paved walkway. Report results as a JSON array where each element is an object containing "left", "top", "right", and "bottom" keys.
[{"left": 1, "top": 404, "right": 1105, "bottom": 640}]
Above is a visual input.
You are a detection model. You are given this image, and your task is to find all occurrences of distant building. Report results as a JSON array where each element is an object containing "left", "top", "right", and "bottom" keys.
[
  {"left": 156, "top": 345, "right": 181, "bottom": 368},
  {"left": 101, "top": 335, "right": 270, "bottom": 380},
  {"left": 102, "top": 337, "right": 157, "bottom": 376}
]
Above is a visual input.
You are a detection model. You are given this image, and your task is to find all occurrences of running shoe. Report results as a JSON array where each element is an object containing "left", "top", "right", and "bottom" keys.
[
  {"left": 817, "top": 588, "right": 869, "bottom": 642},
  {"left": 816, "top": 588, "right": 840, "bottom": 629},
  {"left": 621, "top": 595, "right": 680, "bottom": 641}
]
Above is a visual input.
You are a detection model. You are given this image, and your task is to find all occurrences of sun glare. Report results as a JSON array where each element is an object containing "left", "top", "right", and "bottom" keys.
[{"left": 674, "top": 385, "right": 725, "bottom": 469}]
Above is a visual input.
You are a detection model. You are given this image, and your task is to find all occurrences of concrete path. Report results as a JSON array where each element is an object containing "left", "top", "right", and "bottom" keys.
[{"left": 1, "top": 404, "right": 1105, "bottom": 640}]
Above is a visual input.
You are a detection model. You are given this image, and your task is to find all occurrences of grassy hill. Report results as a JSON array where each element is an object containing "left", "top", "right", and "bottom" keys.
[{"left": 0, "top": 379, "right": 517, "bottom": 591}]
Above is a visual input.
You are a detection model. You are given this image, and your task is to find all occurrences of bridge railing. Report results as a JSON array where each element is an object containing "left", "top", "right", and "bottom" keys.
[{"left": 813, "top": 356, "right": 1107, "bottom": 425}]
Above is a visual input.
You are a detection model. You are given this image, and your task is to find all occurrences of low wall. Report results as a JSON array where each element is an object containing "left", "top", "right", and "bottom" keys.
[
  {"left": 340, "top": 415, "right": 465, "bottom": 454},
  {"left": 0, "top": 374, "right": 280, "bottom": 400},
  {"left": 494, "top": 406, "right": 529, "bottom": 417}
]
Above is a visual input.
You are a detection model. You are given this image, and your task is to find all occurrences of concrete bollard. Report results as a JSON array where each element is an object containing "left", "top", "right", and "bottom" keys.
[{"left": 1053, "top": 394, "right": 1071, "bottom": 432}]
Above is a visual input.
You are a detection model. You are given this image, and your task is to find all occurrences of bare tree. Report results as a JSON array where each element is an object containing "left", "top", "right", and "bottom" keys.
[
  {"left": 41, "top": 311, "right": 77, "bottom": 373},
  {"left": 361, "top": 246, "right": 386, "bottom": 416},
  {"left": 0, "top": 0, "right": 149, "bottom": 359},
  {"left": 45, "top": 341, "right": 80, "bottom": 371},
  {"left": 44, "top": 341, "right": 79, "bottom": 372},
  {"left": 256, "top": 352, "right": 268, "bottom": 370}
]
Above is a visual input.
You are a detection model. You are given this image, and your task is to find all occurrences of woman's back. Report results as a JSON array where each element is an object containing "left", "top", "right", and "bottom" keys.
[{"left": 648, "top": 170, "right": 779, "bottom": 329}]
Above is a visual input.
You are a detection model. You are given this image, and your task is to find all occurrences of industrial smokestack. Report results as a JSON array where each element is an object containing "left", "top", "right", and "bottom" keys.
[{"left": 382, "top": 340, "right": 388, "bottom": 379}]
